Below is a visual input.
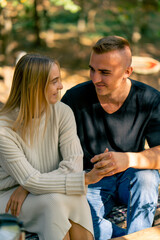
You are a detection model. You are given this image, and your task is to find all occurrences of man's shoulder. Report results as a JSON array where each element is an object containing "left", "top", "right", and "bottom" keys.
[
  {"left": 61, "top": 80, "right": 97, "bottom": 109},
  {"left": 62, "top": 80, "right": 96, "bottom": 105},
  {"left": 66, "top": 80, "right": 94, "bottom": 95},
  {"left": 131, "top": 79, "right": 160, "bottom": 100},
  {"left": 131, "top": 79, "right": 159, "bottom": 93}
]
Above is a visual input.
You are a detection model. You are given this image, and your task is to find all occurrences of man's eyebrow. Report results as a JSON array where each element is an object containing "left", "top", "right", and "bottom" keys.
[
  {"left": 99, "top": 69, "right": 111, "bottom": 73},
  {"left": 89, "top": 65, "right": 93, "bottom": 69},
  {"left": 89, "top": 65, "right": 111, "bottom": 73}
]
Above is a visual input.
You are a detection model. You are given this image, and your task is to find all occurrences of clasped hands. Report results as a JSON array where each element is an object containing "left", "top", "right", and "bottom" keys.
[
  {"left": 5, "top": 149, "right": 130, "bottom": 216},
  {"left": 85, "top": 148, "right": 130, "bottom": 185}
]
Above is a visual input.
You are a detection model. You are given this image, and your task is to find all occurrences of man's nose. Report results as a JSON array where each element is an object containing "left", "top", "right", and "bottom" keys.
[{"left": 91, "top": 72, "right": 101, "bottom": 83}]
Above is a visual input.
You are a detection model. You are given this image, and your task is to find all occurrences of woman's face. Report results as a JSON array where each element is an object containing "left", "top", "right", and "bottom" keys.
[{"left": 46, "top": 63, "right": 63, "bottom": 104}]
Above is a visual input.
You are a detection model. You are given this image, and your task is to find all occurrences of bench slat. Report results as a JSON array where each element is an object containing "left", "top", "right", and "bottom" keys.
[{"left": 111, "top": 226, "right": 160, "bottom": 240}]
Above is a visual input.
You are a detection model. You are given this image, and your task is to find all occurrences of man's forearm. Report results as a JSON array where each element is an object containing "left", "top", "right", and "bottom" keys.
[{"left": 128, "top": 145, "right": 160, "bottom": 169}]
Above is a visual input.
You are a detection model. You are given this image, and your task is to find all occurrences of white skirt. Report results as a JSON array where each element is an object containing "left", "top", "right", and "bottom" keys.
[{"left": 0, "top": 187, "right": 94, "bottom": 240}]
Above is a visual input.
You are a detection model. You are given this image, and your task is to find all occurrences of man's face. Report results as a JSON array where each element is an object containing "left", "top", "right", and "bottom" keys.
[{"left": 89, "top": 50, "right": 131, "bottom": 96}]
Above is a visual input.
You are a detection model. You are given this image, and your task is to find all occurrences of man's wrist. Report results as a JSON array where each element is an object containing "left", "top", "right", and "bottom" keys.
[{"left": 128, "top": 152, "right": 138, "bottom": 168}]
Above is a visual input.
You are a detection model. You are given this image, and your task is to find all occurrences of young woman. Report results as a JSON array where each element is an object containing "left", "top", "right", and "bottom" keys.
[{"left": 0, "top": 54, "right": 95, "bottom": 240}]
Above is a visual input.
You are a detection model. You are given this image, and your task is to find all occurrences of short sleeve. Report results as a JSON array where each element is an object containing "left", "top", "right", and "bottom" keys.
[{"left": 145, "top": 96, "right": 160, "bottom": 147}]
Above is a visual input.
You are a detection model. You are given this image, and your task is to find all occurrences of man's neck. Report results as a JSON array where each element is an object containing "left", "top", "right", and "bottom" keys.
[{"left": 98, "top": 79, "right": 132, "bottom": 114}]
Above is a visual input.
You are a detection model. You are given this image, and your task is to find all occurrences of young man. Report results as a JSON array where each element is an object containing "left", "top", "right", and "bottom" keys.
[{"left": 61, "top": 36, "right": 160, "bottom": 240}]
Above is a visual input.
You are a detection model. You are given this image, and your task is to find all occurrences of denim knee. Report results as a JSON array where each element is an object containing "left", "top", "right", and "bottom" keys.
[{"left": 130, "top": 169, "right": 159, "bottom": 193}]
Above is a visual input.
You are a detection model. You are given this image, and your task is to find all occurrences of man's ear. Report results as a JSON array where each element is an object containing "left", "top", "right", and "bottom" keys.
[{"left": 124, "top": 66, "right": 133, "bottom": 78}]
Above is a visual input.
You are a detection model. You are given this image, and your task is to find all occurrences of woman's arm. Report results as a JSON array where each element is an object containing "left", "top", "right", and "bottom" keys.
[
  {"left": 0, "top": 104, "right": 85, "bottom": 195},
  {"left": 0, "top": 133, "right": 85, "bottom": 196}
]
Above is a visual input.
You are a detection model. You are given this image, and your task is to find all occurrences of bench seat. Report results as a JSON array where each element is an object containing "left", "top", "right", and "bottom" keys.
[{"left": 25, "top": 194, "right": 160, "bottom": 239}]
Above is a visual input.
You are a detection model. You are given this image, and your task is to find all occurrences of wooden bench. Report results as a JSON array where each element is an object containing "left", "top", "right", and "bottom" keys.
[{"left": 111, "top": 226, "right": 160, "bottom": 240}]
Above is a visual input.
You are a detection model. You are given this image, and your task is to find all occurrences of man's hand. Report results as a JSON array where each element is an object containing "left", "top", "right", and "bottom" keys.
[
  {"left": 92, "top": 151, "right": 130, "bottom": 174},
  {"left": 5, "top": 186, "right": 29, "bottom": 216},
  {"left": 85, "top": 149, "right": 130, "bottom": 185}
]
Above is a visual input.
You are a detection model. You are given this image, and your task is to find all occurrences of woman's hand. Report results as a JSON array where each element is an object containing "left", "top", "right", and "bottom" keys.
[
  {"left": 85, "top": 148, "right": 112, "bottom": 185},
  {"left": 5, "top": 186, "right": 29, "bottom": 216},
  {"left": 85, "top": 148, "right": 130, "bottom": 185}
]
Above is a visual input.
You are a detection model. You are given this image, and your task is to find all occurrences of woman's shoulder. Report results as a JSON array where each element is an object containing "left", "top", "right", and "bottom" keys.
[
  {"left": 0, "top": 109, "right": 18, "bottom": 136},
  {"left": 0, "top": 108, "right": 18, "bottom": 123},
  {"left": 0, "top": 119, "right": 16, "bottom": 143},
  {"left": 54, "top": 101, "right": 74, "bottom": 116},
  {"left": 50, "top": 101, "right": 75, "bottom": 127},
  {"left": 0, "top": 116, "right": 13, "bottom": 129}
]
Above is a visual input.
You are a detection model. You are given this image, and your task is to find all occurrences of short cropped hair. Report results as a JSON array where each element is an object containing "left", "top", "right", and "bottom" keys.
[{"left": 92, "top": 36, "right": 131, "bottom": 54}]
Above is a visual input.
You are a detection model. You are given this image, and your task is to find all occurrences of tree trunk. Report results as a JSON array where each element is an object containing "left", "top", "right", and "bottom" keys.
[
  {"left": 87, "top": 9, "right": 96, "bottom": 32},
  {"left": 77, "top": 0, "right": 86, "bottom": 33},
  {"left": 0, "top": 7, "right": 12, "bottom": 64},
  {"left": 33, "top": 0, "right": 41, "bottom": 46}
]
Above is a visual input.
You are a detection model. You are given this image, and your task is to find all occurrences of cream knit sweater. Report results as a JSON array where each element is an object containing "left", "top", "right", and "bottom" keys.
[{"left": 0, "top": 101, "right": 86, "bottom": 195}]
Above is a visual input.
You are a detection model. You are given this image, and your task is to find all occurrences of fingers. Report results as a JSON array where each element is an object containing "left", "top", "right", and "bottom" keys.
[
  {"left": 104, "top": 148, "right": 109, "bottom": 153},
  {"left": 91, "top": 152, "right": 111, "bottom": 163},
  {"left": 94, "top": 165, "right": 117, "bottom": 178},
  {"left": 94, "top": 159, "right": 114, "bottom": 169},
  {"left": 5, "top": 198, "right": 19, "bottom": 216},
  {"left": 9, "top": 201, "right": 22, "bottom": 216},
  {"left": 16, "top": 202, "right": 22, "bottom": 216},
  {"left": 85, "top": 163, "right": 117, "bottom": 185},
  {"left": 93, "top": 158, "right": 117, "bottom": 177},
  {"left": 95, "top": 164, "right": 115, "bottom": 175},
  {"left": 5, "top": 186, "right": 29, "bottom": 217},
  {"left": 90, "top": 151, "right": 115, "bottom": 177},
  {"left": 5, "top": 199, "right": 11, "bottom": 213},
  {"left": 10, "top": 200, "right": 18, "bottom": 216}
]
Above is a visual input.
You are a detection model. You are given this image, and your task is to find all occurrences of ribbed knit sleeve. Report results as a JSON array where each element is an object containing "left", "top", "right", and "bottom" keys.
[
  {"left": 57, "top": 102, "right": 85, "bottom": 194},
  {"left": 0, "top": 102, "right": 86, "bottom": 195}
]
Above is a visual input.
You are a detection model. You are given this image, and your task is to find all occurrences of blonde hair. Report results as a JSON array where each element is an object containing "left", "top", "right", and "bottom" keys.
[{"left": 0, "top": 53, "right": 59, "bottom": 144}]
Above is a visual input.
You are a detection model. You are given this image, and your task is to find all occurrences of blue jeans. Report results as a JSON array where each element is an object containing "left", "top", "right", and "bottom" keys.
[{"left": 87, "top": 168, "right": 159, "bottom": 240}]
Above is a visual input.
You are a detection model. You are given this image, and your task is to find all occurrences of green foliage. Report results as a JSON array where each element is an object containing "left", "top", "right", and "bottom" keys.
[
  {"left": 50, "top": 10, "right": 79, "bottom": 24},
  {"left": 50, "top": 0, "right": 80, "bottom": 13},
  {"left": 0, "top": 0, "right": 7, "bottom": 8},
  {"left": 0, "top": 0, "right": 160, "bottom": 67}
]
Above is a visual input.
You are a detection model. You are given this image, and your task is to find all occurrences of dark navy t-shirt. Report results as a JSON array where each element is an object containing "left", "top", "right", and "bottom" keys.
[{"left": 61, "top": 80, "right": 160, "bottom": 170}]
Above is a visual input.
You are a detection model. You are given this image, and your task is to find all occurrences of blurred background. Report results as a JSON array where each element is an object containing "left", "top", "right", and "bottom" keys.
[{"left": 0, "top": 0, "right": 160, "bottom": 103}]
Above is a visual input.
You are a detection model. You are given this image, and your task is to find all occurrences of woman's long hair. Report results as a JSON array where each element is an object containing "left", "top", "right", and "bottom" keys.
[{"left": 0, "top": 53, "right": 58, "bottom": 144}]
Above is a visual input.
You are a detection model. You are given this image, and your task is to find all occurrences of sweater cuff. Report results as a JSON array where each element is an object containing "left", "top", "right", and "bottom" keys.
[{"left": 66, "top": 171, "right": 86, "bottom": 195}]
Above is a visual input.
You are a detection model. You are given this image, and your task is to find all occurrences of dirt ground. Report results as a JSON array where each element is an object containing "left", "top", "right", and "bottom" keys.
[
  {"left": 0, "top": 35, "right": 159, "bottom": 104},
  {"left": 0, "top": 31, "right": 160, "bottom": 103},
  {"left": 0, "top": 64, "right": 159, "bottom": 104}
]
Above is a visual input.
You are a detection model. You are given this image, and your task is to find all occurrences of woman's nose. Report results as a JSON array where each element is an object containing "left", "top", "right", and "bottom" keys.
[{"left": 58, "top": 81, "right": 63, "bottom": 90}]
